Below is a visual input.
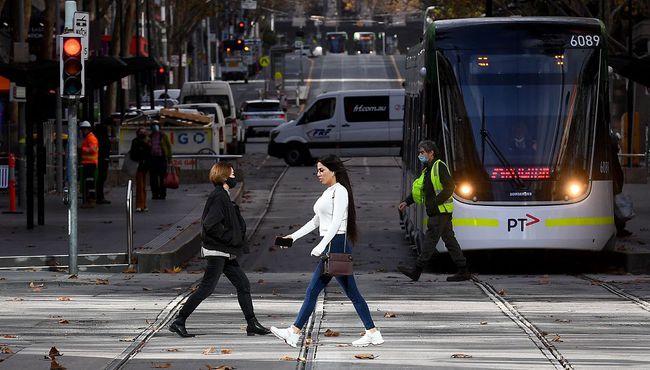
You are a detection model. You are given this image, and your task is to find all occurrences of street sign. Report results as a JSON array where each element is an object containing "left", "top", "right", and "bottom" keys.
[
  {"left": 170, "top": 55, "right": 179, "bottom": 67},
  {"left": 9, "top": 83, "right": 26, "bottom": 102},
  {"left": 242, "top": 0, "right": 257, "bottom": 10},
  {"left": 73, "top": 12, "right": 89, "bottom": 60},
  {"left": 259, "top": 56, "right": 270, "bottom": 68},
  {"left": 274, "top": 71, "right": 283, "bottom": 81}
]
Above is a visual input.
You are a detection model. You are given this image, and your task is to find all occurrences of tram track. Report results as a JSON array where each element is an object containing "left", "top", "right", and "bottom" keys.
[
  {"left": 471, "top": 276, "right": 574, "bottom": 370},
  {"left": 577, "top": 274, "right": 650, "bottom": 314}
]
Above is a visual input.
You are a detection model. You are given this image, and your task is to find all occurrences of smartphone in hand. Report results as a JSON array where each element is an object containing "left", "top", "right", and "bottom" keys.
[{"left": 274, "top": 236, "right": 293, "bottom": 248}]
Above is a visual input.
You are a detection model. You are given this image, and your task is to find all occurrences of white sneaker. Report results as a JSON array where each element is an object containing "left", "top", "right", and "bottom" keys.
[
  {"left": 352, "top": 329, "right": 384, "bottom": 347},
  {"left": 271, "top": 326, "right": 299, "bottom": 348}
]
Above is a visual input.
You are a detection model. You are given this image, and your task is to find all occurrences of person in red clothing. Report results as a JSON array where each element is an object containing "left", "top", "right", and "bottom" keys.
[{"left": 79, "top": 121, "right": 99, "bottom": 208}]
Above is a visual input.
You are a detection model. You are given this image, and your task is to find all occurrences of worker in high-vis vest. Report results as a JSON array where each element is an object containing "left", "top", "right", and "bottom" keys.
[
  {"left": 397, "top": 140, "right": 470, "bottom": 282},
  {"left": 79, "top": 121, "right": 99, "bottom": 208}
]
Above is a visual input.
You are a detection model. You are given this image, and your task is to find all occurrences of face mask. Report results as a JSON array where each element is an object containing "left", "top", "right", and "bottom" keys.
[
  {"left": 225, "top": 177, "right": 237, "bottom": 189},
  {"left": 418, "top": 154, "right": 428, "bottom": 164}
]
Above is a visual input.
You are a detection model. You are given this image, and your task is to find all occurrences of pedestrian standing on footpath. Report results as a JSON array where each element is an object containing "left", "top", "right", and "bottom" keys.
[
  {"left": 169, "top": 162, "right": 271, "bottom": 338},
  {"left": 129, "top": 127, "right": 151, "bottom": 212},
  {"left": 93, "top": 118, "right": 112, "bottom": 204},
  {"left": 149, "top": 123, "right": 171, "bottom": 200},
  {"left": 398, "top": 140, "right": 470, "bottom": 282},
  {"left": 79, "top": 121, "right": 98, "bottom": 208},
  {"left": 271, "top": 155, "right": 384, "bottom": 348}
]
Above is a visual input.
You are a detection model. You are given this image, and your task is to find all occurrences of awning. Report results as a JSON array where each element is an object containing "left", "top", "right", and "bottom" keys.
[
  {"left": 609, "top": 54, "right": 650, "bottom": 88},
  {"left": 0, "top": 56, "right": 162, "bottom": 89}
]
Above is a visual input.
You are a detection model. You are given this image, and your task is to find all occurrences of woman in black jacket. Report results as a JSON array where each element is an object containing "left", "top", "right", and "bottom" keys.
[{"left": 169, "top": 162, "right": 270, "bottom": 337}]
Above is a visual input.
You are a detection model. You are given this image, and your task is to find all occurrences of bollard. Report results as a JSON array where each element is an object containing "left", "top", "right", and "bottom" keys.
[{"left": 3, "top": 153, "right": 21, "bottom": 214}]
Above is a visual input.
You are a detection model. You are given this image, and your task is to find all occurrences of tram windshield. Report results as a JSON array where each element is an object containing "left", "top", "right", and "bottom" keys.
[{"left": 438, "top": 40, "right": 602, "bottom": 199}]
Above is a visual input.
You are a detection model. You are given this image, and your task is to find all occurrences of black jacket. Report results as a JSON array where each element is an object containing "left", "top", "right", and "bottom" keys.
[
  {"left": 129, "top": 137, "right": 151, "bottom": 172},
  {"left": 405, "top": 159, "right": 455, "bottom": 216},
  {"left": 201, "top": 186, "right": 248, "bottom": 256}
]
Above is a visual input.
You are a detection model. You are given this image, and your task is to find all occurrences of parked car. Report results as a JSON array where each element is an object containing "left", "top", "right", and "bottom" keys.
[
  {"left": 179, "top": 81, "right": 245, "bottom": 154},
  {"left": 241, "top": 99, "right": 287, "bottom": 139}
]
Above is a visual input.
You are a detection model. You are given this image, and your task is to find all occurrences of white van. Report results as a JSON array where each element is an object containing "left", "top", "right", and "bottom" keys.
[
  {"left": 268, "top": 89, "right": 404, "bottom": 165},
  {"left": 179, "top": 81, "right": 245, "bottom": 154}
]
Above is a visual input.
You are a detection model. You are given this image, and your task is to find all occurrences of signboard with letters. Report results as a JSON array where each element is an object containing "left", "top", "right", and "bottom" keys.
[{"left": 73, "top": 11, "right": 89, "bottom": 60}]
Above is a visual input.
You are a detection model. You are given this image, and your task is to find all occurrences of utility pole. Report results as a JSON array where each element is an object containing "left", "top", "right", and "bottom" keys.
[
  {"left": 64, "top": 0, "right": 79, "bottom": 275},
  {"left": 56, "top": 0, "right": 63, "bottom": 194},
  {"left": 146, "top": 0, "right": 155, "bottom": 109},
  {"left": 626, "top": 0, "right": 634, "bottom": 168}
]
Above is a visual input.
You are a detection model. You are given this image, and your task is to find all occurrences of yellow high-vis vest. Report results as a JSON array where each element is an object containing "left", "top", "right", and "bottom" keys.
[{"left": 411, "top": 159, "right": 453, "bottom": 213}]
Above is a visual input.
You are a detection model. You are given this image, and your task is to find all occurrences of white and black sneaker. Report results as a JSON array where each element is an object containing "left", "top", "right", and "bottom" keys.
[
  {"left": 270, "top": 326, "right": 299, "bottom": 348},
  {"left": 352, "top": 329, "right": 384, "bottom": 347}
]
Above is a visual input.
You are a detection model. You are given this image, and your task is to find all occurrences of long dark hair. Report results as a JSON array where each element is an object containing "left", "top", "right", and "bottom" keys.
[{"left": 318, "top": 155, "right": 358, "bottom": 244}]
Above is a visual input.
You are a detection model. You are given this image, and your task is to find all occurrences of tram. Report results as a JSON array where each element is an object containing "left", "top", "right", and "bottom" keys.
[
  {"left": 401, "top": 17, "right": 615, "bottom": 252},
  {"left": 326, "top": 32, "right": 348, "bottom": 53},
  {"left": 353, "top": 32, "right": 376, "bottom": 54}
]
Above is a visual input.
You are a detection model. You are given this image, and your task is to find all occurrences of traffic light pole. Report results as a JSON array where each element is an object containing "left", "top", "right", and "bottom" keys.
[{"left": 67, "top": 99, "right": 78, "bottom": 275}]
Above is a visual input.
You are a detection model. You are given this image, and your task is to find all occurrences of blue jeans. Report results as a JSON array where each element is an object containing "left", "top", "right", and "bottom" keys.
[{"left": 294, "top": 234, "right": 375, "bottom": 330}]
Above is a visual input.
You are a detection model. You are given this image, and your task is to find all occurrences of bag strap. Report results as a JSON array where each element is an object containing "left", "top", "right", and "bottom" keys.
[{"left": 326, "top": 186, "right": 347, "bottom": 255}]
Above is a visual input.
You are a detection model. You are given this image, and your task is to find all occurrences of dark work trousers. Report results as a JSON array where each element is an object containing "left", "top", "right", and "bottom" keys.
[
  {"left": 82, "top": 163, "right": 96, "bottom": 202},
  {"left": 416, "top": 213, "right": 467, "bottom": 269},
  {"left": 96, "top": 157, "right": 109, "bottom": 201},
  {"left": 294, "top": 234, "right": 375, "bottom": 330},
  {"left": 178, "top": 256, "right": 255, "bottom": 321},
  {"left": 149, "top": 156, "right": 167, "bottom": 199}
]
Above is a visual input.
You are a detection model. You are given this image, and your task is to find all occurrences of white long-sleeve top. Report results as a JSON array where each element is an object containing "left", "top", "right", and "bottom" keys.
[{"left": 289, "top": 182, "right": 348, "bottom": 251}]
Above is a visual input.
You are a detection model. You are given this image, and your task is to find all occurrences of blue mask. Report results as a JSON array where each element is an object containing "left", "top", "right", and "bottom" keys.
[{"left": 418, "top": 154, "right": 428, "bottom": 164}]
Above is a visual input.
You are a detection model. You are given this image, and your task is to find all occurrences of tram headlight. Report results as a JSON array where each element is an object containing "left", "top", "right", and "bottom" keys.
[
  {"left": 566, "top": 181, "right": 585, "bottom": 198},
  {"left": 458, "top": 183, "right": 473, "bottom": 198}
]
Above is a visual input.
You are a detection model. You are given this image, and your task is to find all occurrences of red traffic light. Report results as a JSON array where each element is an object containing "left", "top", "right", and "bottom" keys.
[
  {"left": 63, "top": 38, "right": 82, "bottom": 56},
  {"left": 158, "top": 67, "right": 166, "bottom": 74},
  {"left": 238, "top": 21, "right": 245, "bottom": 28}
]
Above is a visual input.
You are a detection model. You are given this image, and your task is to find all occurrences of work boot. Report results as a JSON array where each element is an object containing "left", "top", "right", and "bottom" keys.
[
  {"left": 169, "top": 316, "right": 194, "bottom": 338},
  {"left": 246, "top": 317, "right": 271, "bottom": 336},
  {"left": 446, "top": 268, "right": 471, "bottom": 282},
  {"left": 397, "top": 265, "right": 422, "bottom": 282}
]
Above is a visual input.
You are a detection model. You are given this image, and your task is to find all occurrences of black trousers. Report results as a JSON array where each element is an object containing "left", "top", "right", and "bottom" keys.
[
  {"left": 149, "top": 156, "right": 167, "bottom": 199},
  {"left": 178, "top": 257, "right": 255, "bottom": 321},
  {"left": 417, "top": 213, "right": 467, "bottom": 269},
  {"left": 96, "top": 157, "right": 109, "bottom": 201},
  {"left": 82, "top": 163, "right": 96, "bottom": 202}
]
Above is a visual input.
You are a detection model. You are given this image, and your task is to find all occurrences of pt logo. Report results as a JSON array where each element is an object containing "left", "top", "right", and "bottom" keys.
[
  {"left": 507, "top": 214, "right": 540, "bottom": 232},
  {"left": 307, "top": 128, "right": 332, "bottom": 138}
]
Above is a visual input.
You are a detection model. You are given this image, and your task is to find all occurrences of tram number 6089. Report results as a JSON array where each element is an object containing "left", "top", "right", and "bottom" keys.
[{"left": 569, "top": 34, "right": 600, "bottom": 47}]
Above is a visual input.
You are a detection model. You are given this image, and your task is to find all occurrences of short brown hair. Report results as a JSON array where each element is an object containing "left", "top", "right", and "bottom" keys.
[{"left": 209, "top": 162, "right": 233, "bottom": 185}]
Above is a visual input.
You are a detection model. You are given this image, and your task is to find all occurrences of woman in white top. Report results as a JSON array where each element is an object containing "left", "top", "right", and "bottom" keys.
[{"left": 271, "top": 155, "right": 384, "bottom": 348}]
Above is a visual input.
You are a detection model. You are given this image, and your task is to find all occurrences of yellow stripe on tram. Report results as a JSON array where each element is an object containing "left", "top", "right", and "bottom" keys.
[
  {"left": 544, "top": 216, "right": 614, "bottom": 227},
  {"left": 452, "top": 218, "right": 499, "bottom": 227}
]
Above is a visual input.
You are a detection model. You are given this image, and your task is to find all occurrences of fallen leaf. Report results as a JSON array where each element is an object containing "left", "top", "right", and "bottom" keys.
[
  {"left": 142, "top": 287, "right": 152, "bottom": 291},
  {"left": 554, "top": 319, "right": 571, "bottom": 323},
  {"left": 1, "top": 346, "right": 13, "bottom": 354},
  {"left": 205, "top": 366, "right": 235, "bottom": 370},
  {"left": 480, "top": 321, "right": 488, "bottom": 325},
  {"left": 451, "top": 353, "right": 473, "bottom": 358},
  {"left": 202, "top": 346, "right": 217, "bottom": 355},
  {"left": 50, "top": 359, "right": 66, "bottom": 369},
  {"left": 68, "top": 274, "right": 78, "bottom": 279},
  {"left": 497, "top": 289, "right": 506, "bottom": 296},
  {"left": 304, "top": 338, "right": 312, "bottom": 346},
  {"left": 257, "top": 279, "right": 265, "bottom": 284},
  {"left": 3, "top": 335, "right": 17, "bottom": 339},
  {"left": 119, "top": 337, "right": 135, "bottom": 342},
  {"left": 123, "top": 267, "right": 137, "bottom": 274},
  {"left": 324, "top": 328, "right": 340, "bottom": 337},
  {"left": 551, "top": 334, "right": 563, "bottom": 342},
  {"left": 279, "top": 356, "right": 302, "bottom": 362},
  {"left": 57, "top": 296, "right": 71, "bottom": 301},
  {"left": 336, "top": 344, "right": 351, "bottom": 347},
  {"left": 151, "top": 363, "right": 172, "bottom": 368},
  {"left": 12, "top": 297, "right": 24, "bottom": 301},
  {"left": 354, "top": 353, "right": 377, "bottom": 359},
  {"left": 95, "top": 279, "right": 109, "bottom": 285},
  {"left": 166, "top": 348, "right": 179, "bottom": 352},
  {"left": 58, "top": 319, "right": 69, "bottom": 324},
  {"left": 29, "top": 282, "right": 44, "bottom": 288},
  {"left": 145, "top": 319, "right": 154, "bottom": 324},
  {"left": 49, "top": 346, "right": 62, "bottom": 358},
  {"left": 383, "top": 312, "right": 397, "bottom": 318},
  {"left": 220, "top": 348, "right": 232, "bottom": 354},
  {"left": 31, "top": 287, "right": 42, "bottom": 292}
]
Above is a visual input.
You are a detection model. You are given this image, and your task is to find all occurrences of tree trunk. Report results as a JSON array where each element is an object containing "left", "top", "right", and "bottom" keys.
[{"left": 41, "top": 0, "right": 57, "bottom": 60}]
